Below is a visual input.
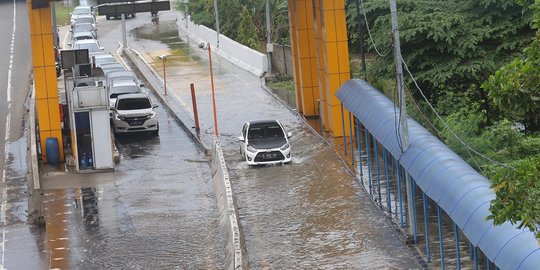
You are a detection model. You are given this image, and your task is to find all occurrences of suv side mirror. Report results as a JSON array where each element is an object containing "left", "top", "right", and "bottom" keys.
[
  {"left": 237, "top": 136, "right": 245, "bottom": 142},
  {"left": 287, "top": 132, "right": 293, "bottom": 138},
  {"left": 152, "top": 104, "right": 159, "bottom": 108}
]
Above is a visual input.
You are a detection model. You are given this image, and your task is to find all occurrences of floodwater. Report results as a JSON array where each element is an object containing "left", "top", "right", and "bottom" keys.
[
  {"left": 34, "top": 90, "right": 226, "bottom": 269},
  {"left": 129, "top": 13, "right": 422, "bottom": 269}
]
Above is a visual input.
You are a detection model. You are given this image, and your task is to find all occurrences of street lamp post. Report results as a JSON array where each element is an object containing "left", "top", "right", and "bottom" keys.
[
  {"left": 199, "top": 42, "right": 219, "bottom": 139},
  {"left": 159, "top": 54, "right": 168, "bottom": 95}
]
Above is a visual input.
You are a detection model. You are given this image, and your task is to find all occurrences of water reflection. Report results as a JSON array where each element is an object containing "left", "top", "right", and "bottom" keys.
[{"left": 80, "top": 187, "right": 99, "bottom": 227}]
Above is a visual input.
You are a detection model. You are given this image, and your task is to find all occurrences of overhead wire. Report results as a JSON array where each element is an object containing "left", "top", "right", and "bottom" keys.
[
  {"left": 401, "top": 59, "right": 510, "bottom": 169},
  {"left": 359, "top": 0, "right": 390, "bottom": 57}
]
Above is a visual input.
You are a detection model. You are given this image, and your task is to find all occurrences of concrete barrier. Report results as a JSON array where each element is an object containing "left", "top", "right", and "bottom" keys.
[
  {"left": 121, "top": 48, "right": 212, "bottom": 154},
  {"left": 123, "top": 48, "right": 248, "bottom": 269},
  {"left": 27, "top": 83, "right": 45, "bottom": 225},
  {"left": 211, "top": 140, "right": 248, "bottom": 270},
  {"left": 177, "top": 13, "right": 268, "bottom": 77}
]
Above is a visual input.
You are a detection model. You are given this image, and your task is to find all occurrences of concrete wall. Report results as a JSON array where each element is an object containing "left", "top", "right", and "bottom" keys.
[
  {"left": 177, "top": 13, "right": 268, "bottom": 77},
  {"left": 211, "top": 141, "right": 248, "bottom": 270},
  {"left": 271, "top": 44, "right": 294, "bottom": 78}
]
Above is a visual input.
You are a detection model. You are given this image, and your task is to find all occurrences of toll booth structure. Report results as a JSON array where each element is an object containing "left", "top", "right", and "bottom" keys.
[{"left": 66, "top": 81, "right": 114, "bottom": 173}]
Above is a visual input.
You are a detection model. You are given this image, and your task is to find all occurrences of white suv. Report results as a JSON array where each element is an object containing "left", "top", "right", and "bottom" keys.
[{"left": 111, "top": 94, "right": 159, "bottom": 135}]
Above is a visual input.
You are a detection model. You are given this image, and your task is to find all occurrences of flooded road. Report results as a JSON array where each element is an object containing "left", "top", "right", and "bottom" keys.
[
  {"left": 35, "top": 89, "right": 225, "bottom": 269},
  {"left": 126, "top": 11, "right": 422, "bottom": 269}
]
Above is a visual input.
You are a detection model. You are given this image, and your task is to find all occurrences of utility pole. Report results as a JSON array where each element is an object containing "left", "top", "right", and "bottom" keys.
[
  {"left": 390, "top": 0, "right": 413, "bottom": 240},
  {"left": 51, "top": 2, "right": 59, "bottom": 48},
  {"left": 265, "top": 0, "right": 272, "bottom": 74},
  {"left": 389, "top": 0, "right": 408, "bottom": 151},
  {"left": 355, "top": 0, "right": 367, "bottom": 77},
  {"left": 213, "top": 0, "right": 220, "bottom": 48},
  {"left": 122, "top": 13, "right": 127, "bottom": 49}
]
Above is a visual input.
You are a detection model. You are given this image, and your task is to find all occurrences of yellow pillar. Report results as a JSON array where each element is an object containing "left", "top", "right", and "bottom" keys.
[
  {"left": 320, "top": 0, "right": 351, "bottom": 137},
  {"left": 312, "top": 0, "right": 330, "bottom": 131},
  {"left": 291, "top": 0, "right": 319, "bottom": 117},
  {"left": 27, "top": 1, "right": 63, "bottom": 162},
  {"left": 287, "top": 0, "right": 303, "bottom": 114}
]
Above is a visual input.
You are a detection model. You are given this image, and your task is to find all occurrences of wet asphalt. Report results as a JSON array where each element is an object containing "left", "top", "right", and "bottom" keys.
[
  {"left": 122, "top": 10, "right": 422, "bottom": 269},
  {"left": 0, "top": 2, "right": 423, "bottom": 268}
]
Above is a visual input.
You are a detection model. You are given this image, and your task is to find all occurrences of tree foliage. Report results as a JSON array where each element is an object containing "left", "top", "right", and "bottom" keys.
[
  {"left": 482, "top": 1, "right": 540, "bottom": 132},
  {"left": 182, "top": 0, "right": 290, "bottom": 49},
  {"left": 486, "top": 156, "right": 540, "bottom": 242},
  {"left": 357, "top": 0, "right": 534, "bottom": 102}
]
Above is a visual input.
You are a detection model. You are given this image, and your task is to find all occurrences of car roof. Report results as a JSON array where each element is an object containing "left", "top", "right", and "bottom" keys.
[
  {"left": 107, "top": 70, "right": 135, "bottom": 78},
  {"left": 117, "top": 93, "right": 149, "bottom": 100},
  {"left": 74, "top": 39, "right": 98, "bottom": 45},
  {"left": 91, "top": 52, "right": 114, "bottom": 59},
  {"left": 111, "top": 80, "right": 138, "bottom": 87},
  {"left": 76, "top": 14, "right": 94, "bottom": 19},
  {"left": 73, "top": 31, "right": 94, "bottom": 37},
  {"left": 74, "top": 6, "right": 91, "bottom": 10},
  {"left": 248, "top": 120, "right": 280, "bottom": 127}
]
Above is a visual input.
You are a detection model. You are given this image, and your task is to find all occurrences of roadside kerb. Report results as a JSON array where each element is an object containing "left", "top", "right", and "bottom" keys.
[
  {"left": 121, "top": 48, "right": 212, "bottom": 154},
  {"left": 27, "top": 83, "right": 44, "bottom": 225},
  {"left": 211, "top": 141, "right": 248, "bottom": 270}
]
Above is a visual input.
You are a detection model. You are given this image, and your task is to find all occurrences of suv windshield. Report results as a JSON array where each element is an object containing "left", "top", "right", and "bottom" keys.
[
  {"left": 74, "top": 42, "right": 99, "bottom": 52},
  {"left": 110, "top": 85, "right": 140, "bottom": 98},
  {"left": 117, "top": 98, "right": 151, "bottom": 110},
  {"left": 73, "top": 7, "right": 91, "bottom": 15},
  {"left": 73, "top": 24, "right": 94, "bottom": 33},
  {"left": 248, "top": 125, "right": 284, "bottom": 140},
  {"left": 76, "top": 17, "right": 94, "bottom": 24}
]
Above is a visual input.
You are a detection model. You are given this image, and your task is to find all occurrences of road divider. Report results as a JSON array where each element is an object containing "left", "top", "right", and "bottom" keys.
[
  {"left": 121, "top": 48, "right": 212, "bottom": 154},
  {"left": 211, "top": 141, "right": 248, "bottom": 270}
]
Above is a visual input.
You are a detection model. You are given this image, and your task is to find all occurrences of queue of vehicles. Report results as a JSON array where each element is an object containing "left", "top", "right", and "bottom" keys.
[
  {"left": 69, "top": 5, "right": 293, "bottom": 165},
  {"left": 68, "top": 5, "right": 159, "bottom": 137}
]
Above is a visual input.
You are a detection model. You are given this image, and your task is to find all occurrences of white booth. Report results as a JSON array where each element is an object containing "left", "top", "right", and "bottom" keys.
[{"left": 68, "top": 84, "right": 114, "bottom": 172}]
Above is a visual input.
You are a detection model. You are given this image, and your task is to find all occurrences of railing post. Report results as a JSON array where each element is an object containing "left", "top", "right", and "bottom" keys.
[
  {"left": 355, "top": 118, "right": 363, "bottom": 178},
  {"left": 372, "top": 136, "right": 381, "bottom": 203},
  {"left": 190, "top": 83, "right": 200, "bottom": 131},
  {"left": 454, "top": 222, "right": 461, "bottom": 270},
  {"left": 438, "top": 205, "right": 445, "bottom": 270},
  {"left": 423, "top": 192, "right": 431, "bottom": 262},
  {"left": 365, "top": 129, "right": 372, "bottom": 194},
  {"left": 383, "top": 149, "right": 391, "bottom": 211}
]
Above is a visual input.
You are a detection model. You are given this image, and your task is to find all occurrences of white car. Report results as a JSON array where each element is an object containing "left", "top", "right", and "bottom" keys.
[
  {"left": 70, "top": 6, "right": 94, "bottom": 27},
  {"left": 108, "top": 80, "right": 143, "bottom": 109},
  {"left": 91, "top": 52, "right": 116, "bottom": 68},
  {"left": 238, "top": 120, "right": 292, "bottom": 165},
  {"left": 111, "top": 93, "right": 159, "bottom": 135},
  {"left": 72, "top": 14, "right": 96, "bottom": 30},
  {"left": 72, "top": 39, "right": 104, "bottom": 53}
]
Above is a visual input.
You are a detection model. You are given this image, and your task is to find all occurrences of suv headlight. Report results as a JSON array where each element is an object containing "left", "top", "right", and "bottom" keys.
[
  {"left": 148, "top": 112, "right": 156, "bottom": 119},
  {"left": 246, "top": 145, "right": 257, "bottom": 153},
  {"left": 280, "top": 143, "right": 290, "bottom": 151}
]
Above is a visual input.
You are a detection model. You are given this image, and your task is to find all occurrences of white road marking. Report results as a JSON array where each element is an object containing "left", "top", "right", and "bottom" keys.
[{"left": 1, "top": 0, "right": 17, "bottom": 268}]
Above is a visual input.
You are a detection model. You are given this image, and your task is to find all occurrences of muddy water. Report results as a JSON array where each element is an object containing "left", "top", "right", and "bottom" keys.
[{"left": 130, "top": 13, "right": 422, "bottom": 269}]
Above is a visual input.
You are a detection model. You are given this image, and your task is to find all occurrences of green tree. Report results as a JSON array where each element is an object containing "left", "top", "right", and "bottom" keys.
[
  {"left": 486, "top": 156, "right": 540, "bottom": 243},
  {"left": 237, "top": 6, "right": 259, "bottom": 49},
  {"left": 360, "top": 0, "right": 534, "bottom": 104},
  {"left": 482, "top": 1, "right": 540, "bottom": 132}
]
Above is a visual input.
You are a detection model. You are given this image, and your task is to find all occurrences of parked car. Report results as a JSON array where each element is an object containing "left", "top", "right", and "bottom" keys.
[
  {"left": 111, "top": 93, "right": 159, "bottom": 135},
  {"left": 238, "top": 120, "right": 292, "bottom": 165},
  {"left": 100, "top": 63, "right": 125, "bottom": 75},
  {"left": 72, "top": 22, "right": 97, "bottom": 39},
  {"left": 91, "top": 52, "right": 116, "bottom": 68},
  {"left": 70, "top": 31, "right": 95, "bottom": 46},
  {"left": 72, "top": 39, "right": 103, "bottom": 53},
  {"left": 70, "top": 6, "right": 94, "bottom": 27},
  {"left": 73, "top": 14, "right": 96, "bottom": 29},
  {"left": 106, "top": 70, "right": 143, "bottom": 88},
  {"left": 108, "top": 80, "right": 143, "bottom": 109}
]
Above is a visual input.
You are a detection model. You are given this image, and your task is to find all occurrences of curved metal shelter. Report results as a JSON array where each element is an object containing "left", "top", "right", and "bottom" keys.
[{"left": 337, "top": 79, "right": 539, "bottom": 269}]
